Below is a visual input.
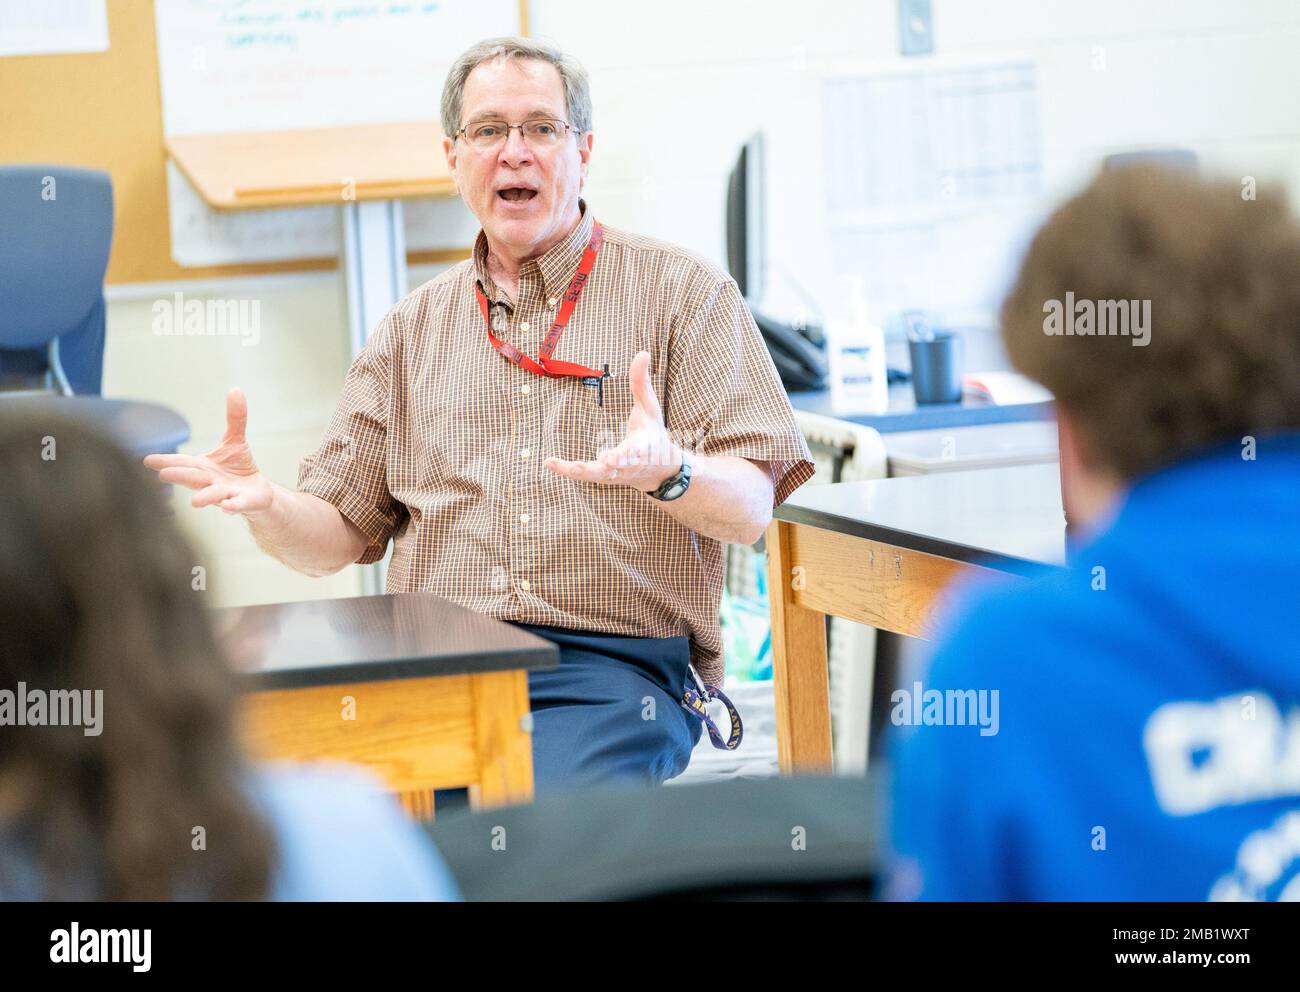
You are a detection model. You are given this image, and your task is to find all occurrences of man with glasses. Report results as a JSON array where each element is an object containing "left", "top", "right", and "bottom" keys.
[{"left": 144, "top": 37, "right": 813, "bottom": 790}]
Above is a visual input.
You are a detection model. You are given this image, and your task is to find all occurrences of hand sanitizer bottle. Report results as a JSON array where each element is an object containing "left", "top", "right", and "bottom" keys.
[{"left": 827, "top": 278, "right": 888, "bottom": 414}]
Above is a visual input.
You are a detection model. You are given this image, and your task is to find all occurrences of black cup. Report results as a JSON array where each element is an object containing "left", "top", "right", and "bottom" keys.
[{"left": 909, "top": 332, "right": 964, "bottom": 405}]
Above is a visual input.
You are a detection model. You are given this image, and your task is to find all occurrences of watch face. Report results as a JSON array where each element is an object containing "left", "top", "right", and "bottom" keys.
[
  {"left": 661, "top": 481, "right": 687, "bottom": 501},
  {"left": 652, "top": 462, "right": 690, "bottom": 501}
]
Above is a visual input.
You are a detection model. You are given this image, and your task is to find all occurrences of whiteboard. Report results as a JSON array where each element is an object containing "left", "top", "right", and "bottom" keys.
[{"left": 155, "top": 0, "right": 521, "bottom": 266}]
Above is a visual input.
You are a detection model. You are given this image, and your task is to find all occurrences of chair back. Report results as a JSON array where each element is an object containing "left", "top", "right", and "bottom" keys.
[
  {"left": 0, "top": 165, "right": 113, "bottom": 393},
  {"left": 429, "top": 774, "right": 882, "bottom": 901}
]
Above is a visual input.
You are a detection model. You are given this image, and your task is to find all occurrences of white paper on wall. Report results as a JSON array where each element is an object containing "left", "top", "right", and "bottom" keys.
[
  {"left": 0, "top": 0, "right": 108, "bottom": 57},
  {"left": 823, "top": 58, "right": 1045, "bottom": 319},
  {"left": 165, "top": 160, "right": 337, "bottom": 268},
  {"left": 166, "top": 161, "right": 483, "bottom": 267}
]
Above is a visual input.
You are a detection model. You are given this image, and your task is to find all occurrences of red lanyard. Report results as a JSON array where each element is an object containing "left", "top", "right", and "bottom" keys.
[{"left": 475, "top": 220, "right": 606, "bottom": 383}]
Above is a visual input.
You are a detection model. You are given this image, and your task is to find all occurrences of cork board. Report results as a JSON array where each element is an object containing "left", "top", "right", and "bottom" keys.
[{"left": 0, "top": 1, "right": 528, "bottom": 285}]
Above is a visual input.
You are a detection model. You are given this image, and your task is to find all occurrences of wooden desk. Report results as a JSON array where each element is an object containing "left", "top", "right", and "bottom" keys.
[
  {"left": 218, "top": 593, "right": 557, "bottom": 818},
  {"left": 765, "top": 464, "right": 1067, "bottom": 773},
  {"left": 166, "top": 121, "right": 455, "bottom": 358},
  {"left": 165, "top": 122, "right": 454, "bottom": 210}
]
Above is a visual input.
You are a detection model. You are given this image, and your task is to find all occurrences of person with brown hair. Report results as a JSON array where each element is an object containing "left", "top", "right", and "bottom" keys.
[
  {"left": 888, "top": 166, "right": 1300, "bottom": 900},
  {"left": 0, "top": 411, "right": 459, "bottom": 900}
]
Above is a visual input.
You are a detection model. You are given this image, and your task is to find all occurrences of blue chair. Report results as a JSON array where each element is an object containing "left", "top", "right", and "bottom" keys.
[
  {"left": 0, "top": 165, "right": 189, "bottom": 456},
  {"left": 0, "top": 165, "right": 112, "bottom": 395}
]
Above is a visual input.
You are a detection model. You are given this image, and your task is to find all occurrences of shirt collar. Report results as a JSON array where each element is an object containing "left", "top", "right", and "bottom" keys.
[{"left": 473, "top": 198, "right": 593, "bottom": 306}]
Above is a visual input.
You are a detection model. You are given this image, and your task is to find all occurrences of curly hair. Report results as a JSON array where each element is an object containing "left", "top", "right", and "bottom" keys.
[
  {"left": 0, "top": 411, "right": 274, "bottom": 899},
  {"left": 1000, "top": 166, "right": 1300, "bottom": 479}
]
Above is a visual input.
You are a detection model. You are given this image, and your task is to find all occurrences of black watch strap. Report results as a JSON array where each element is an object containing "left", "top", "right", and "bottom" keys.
[{"left": 649, "top": 460, "right": 692, "bottom": 502}]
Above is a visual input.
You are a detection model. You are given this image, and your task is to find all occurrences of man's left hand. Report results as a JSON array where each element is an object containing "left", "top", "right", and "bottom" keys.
[{"left": 543, "top": 350, "right": 683, "bottom": 493}]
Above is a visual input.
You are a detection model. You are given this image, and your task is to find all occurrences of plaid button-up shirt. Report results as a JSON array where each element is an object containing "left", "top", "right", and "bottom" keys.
[{"left": 297, "top": 201, "right": 814, "bottom": 684}]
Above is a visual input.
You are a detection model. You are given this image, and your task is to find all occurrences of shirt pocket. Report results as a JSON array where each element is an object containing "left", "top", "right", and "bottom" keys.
[{"left": 550, "top": 373, "right": 634, "bottom": 464}]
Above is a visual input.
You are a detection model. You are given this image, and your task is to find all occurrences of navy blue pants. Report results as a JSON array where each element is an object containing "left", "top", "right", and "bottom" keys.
[{"left": 513, "top": 622, "right": 703, "bottom": 791}]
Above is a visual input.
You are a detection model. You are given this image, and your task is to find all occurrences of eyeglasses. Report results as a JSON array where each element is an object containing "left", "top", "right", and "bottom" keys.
[{"left": 455, "top": 118, "right": 577, "bottom": 150}]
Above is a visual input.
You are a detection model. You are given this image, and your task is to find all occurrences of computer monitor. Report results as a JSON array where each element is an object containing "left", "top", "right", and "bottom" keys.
[{"left": 726, "top": 132, "right": 766, "bottom": 303}]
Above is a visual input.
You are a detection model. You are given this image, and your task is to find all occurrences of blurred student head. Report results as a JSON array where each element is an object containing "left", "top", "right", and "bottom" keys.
[
  {"left": 1000, "top": 166, "right": 1300, "bottom": 523},
  {"left": 0, "top": 412, "right": 274, "bottom": 899}
]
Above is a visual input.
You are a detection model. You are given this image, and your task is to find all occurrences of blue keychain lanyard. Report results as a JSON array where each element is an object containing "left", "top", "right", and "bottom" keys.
[{"left": 680, "top": 664, "right": 744, "bottom": 750}]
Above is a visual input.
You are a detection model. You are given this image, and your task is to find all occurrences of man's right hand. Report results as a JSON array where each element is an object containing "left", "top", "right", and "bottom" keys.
[{"left": 143, "top": 388, "right": 275, "bottom": 516}]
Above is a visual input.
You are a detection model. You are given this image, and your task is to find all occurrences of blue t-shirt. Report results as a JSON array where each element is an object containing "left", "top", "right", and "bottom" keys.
[
  {"left": 251, "top": 764, "right": 461, "bottom": 901},
  {"left": 0, "top": 764, "right": 460, "bottom": 901},
  {"left": 888, "top": 434, "right": 1300, "bottom": 901}
]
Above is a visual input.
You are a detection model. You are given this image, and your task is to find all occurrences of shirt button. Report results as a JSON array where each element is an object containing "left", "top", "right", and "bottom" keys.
[
  {"left": 547, "top": 296, "right": 557, "bottom": 308},
  {"left": 518, "top": 578, "right": 531, "bottom": 593},
  {"left": 519, "top": 513, "right": 530, "bottom": 524},
  {"left": 519, "top": 448, "right": 530, "bottom": 459},
  {"left": 520, "top": 321, "right": 530, "bottom": 333},
  {"left": 520, "top": 383, "right": 530, "bottom": 395}
]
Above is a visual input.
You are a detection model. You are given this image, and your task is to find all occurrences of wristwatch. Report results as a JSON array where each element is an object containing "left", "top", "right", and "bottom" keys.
[{"left": 648, "top": 459, "right": 692, "bottom": 502}]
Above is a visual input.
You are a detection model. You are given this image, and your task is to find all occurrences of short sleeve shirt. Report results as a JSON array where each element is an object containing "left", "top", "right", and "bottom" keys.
[{"left": 297, "top": 201, "right": 814, "bottom": 684}]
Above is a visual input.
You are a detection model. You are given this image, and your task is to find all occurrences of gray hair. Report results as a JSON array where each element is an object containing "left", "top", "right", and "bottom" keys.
[{"left": 440, "top": 36, "right": 592, "bottom": 139}]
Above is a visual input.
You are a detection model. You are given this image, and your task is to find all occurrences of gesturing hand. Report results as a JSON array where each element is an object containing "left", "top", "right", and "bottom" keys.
[
  {"left": 142, "top": 388, "right": 275, "bottom": 515},
  {"left": 543, "top": 350, "right": 684, "bottom": 493}
]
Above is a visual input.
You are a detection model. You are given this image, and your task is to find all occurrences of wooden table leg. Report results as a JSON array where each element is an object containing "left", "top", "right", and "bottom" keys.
[
  {"left": 467, "top": 669, "right": 535, "bottom": 809},
  {"left": 765, "top": 519, "right": 833, "bottom": 774},
  {"left": 399, "top": 790, "right": 437, "bottom": 821}
]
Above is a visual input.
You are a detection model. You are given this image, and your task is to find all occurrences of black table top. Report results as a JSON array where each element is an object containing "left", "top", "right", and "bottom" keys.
[
  {"left": 788, "top": 383, "right": 1054, "bottom": 433},
  {"left": 775, "top": 463, "right": 1067, "bottom": 576},
  {"left": 216, "top": 593, "right": 559, "bottom": 691},
  {"left": 5, "top": 395, "right": 190, "bottom": 455}
]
